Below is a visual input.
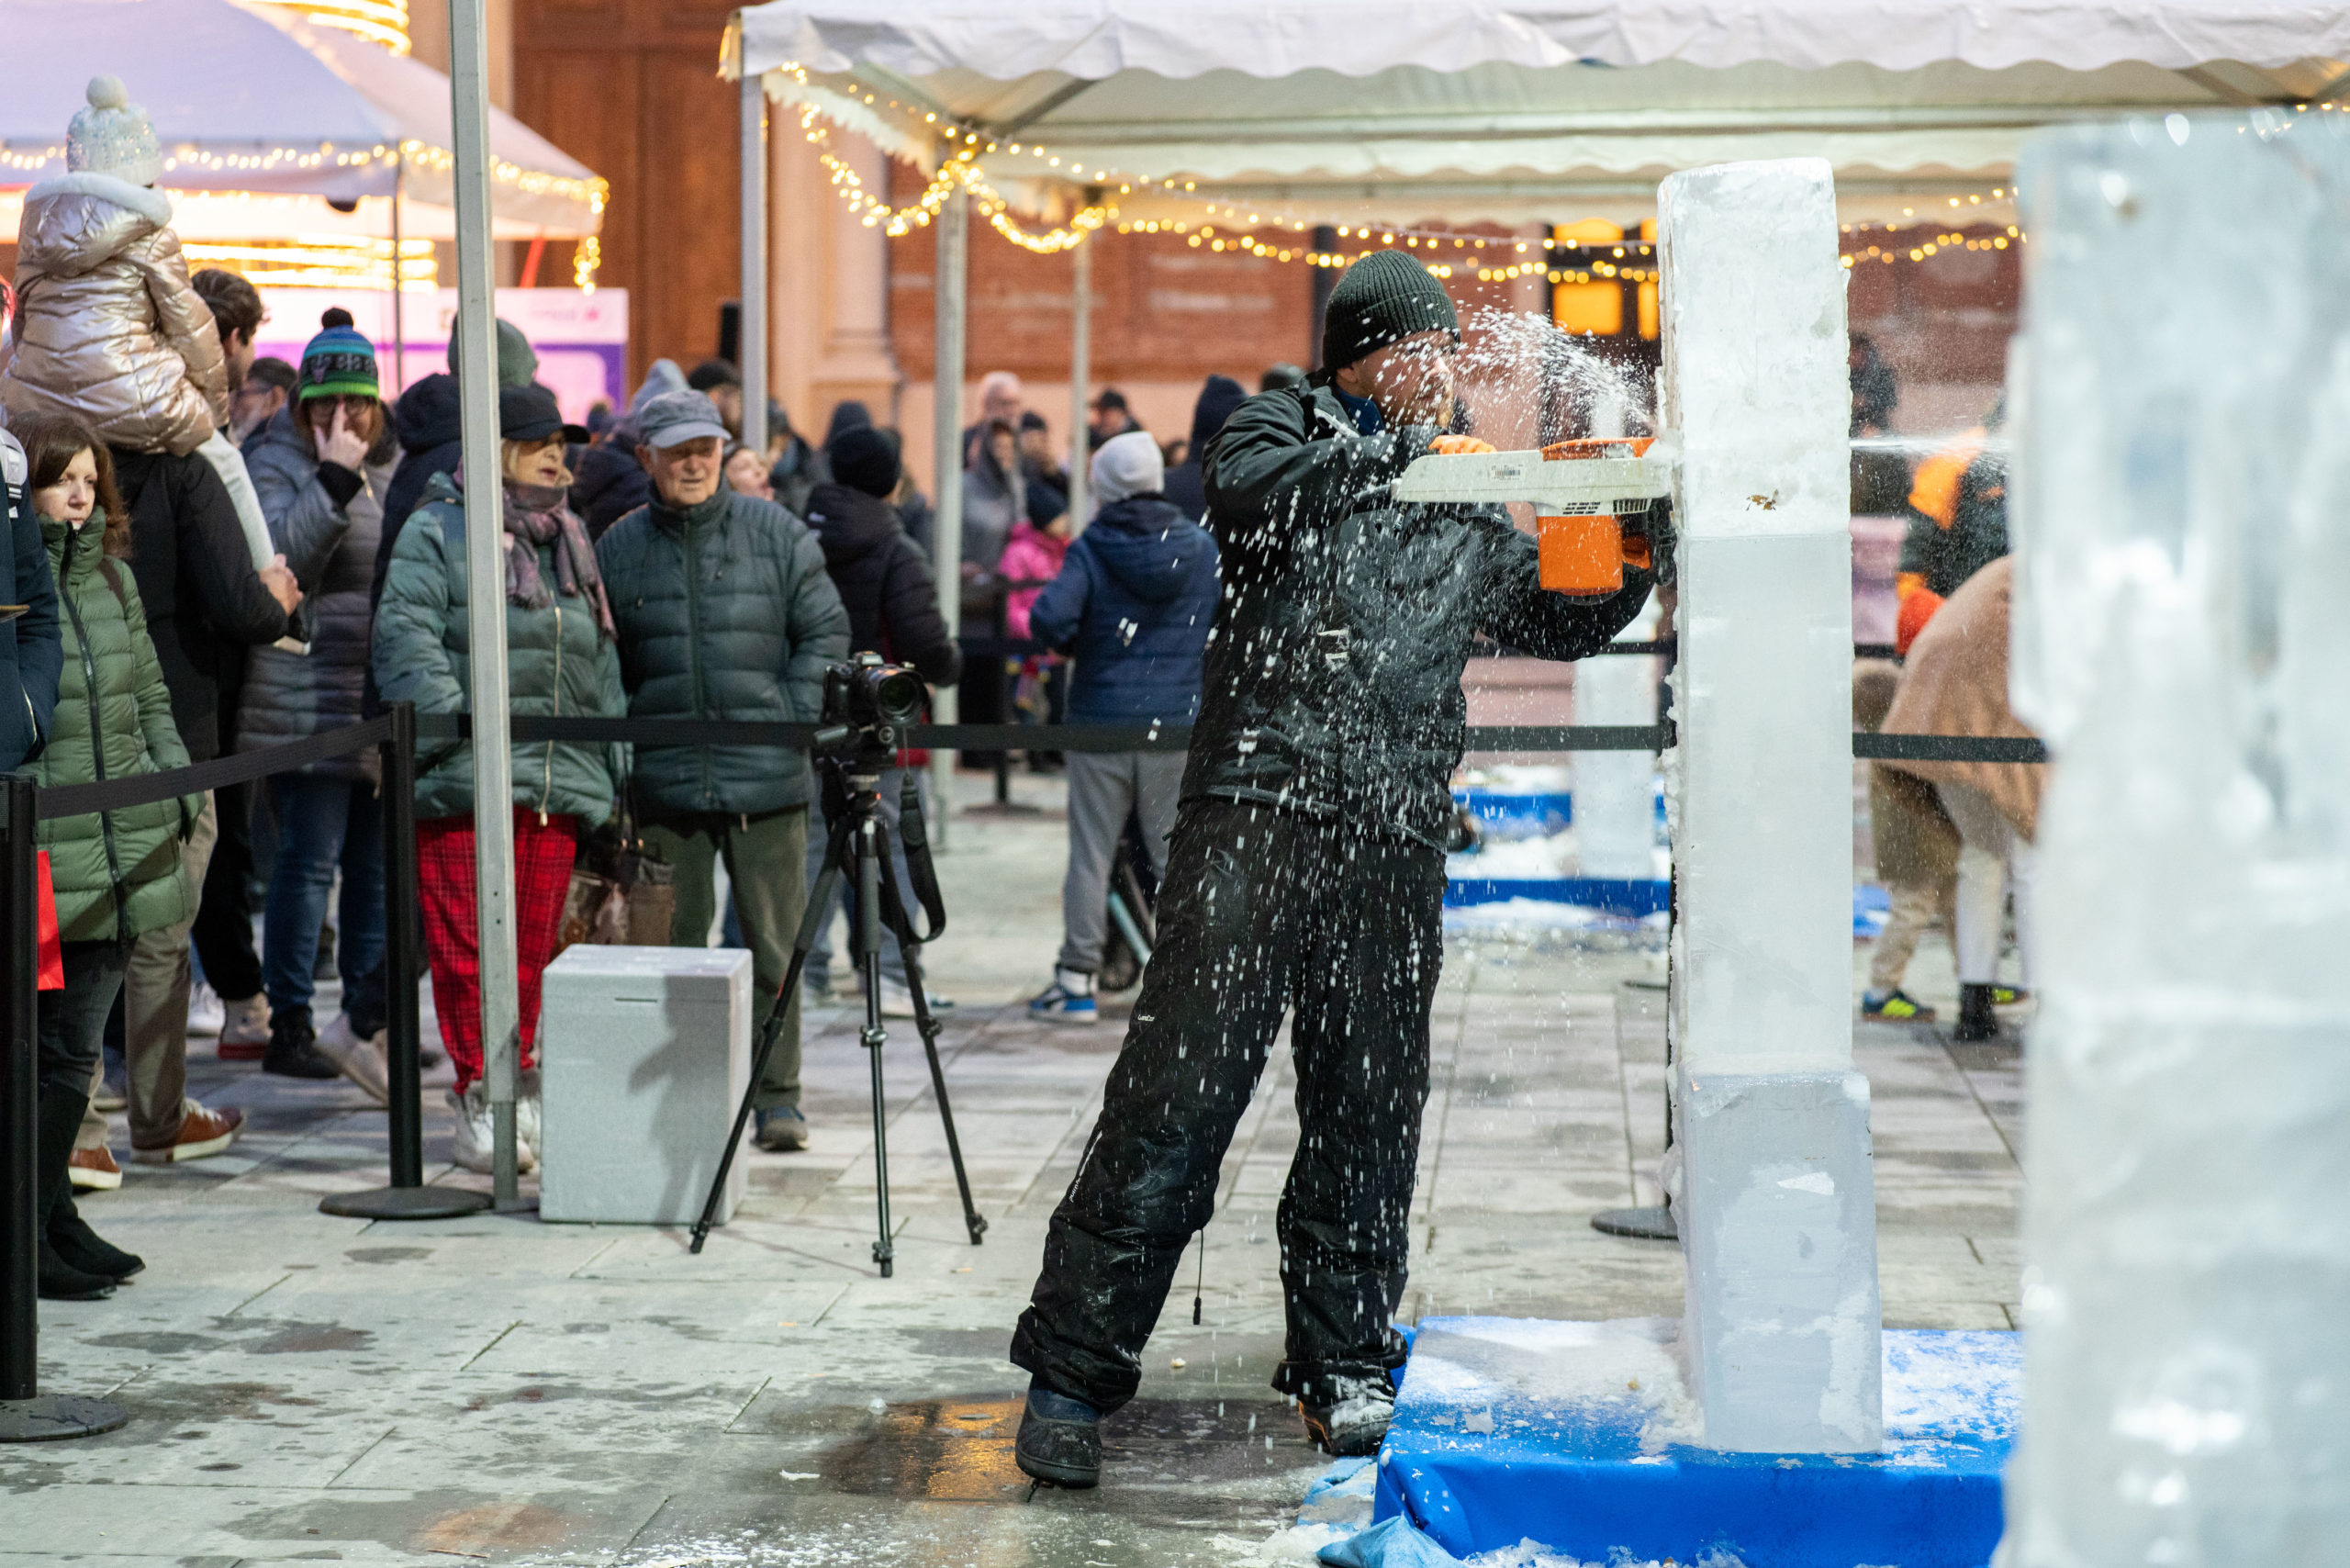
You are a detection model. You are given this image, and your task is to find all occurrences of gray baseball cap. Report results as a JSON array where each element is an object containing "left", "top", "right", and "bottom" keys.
[{"left": 636, "top": 389, "right": 731, "bottom": 450}]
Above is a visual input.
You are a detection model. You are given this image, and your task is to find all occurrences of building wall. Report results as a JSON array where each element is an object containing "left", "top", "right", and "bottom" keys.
[{"left": 511, "top": 0, "right": 741, "bottom": 385}]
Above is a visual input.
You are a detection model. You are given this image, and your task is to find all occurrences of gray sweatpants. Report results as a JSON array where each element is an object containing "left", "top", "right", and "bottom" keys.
[{"left": 1058, "top": 750, "right": 1183, "bottom": 974}]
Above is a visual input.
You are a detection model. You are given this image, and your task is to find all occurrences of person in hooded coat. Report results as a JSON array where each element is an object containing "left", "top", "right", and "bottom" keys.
[
  {"left": 1161, "top": 374, "right": 1247, "bottom": 522},
  {"left": 571, "top": 358, "right": 685, "bottom": 540},
  {"left": 1010, "top": 251, "right": 1658, "bottom": 1488},
  {"left": 1023, "top": 431, "right": 1218, "bottom": 1025},
  {"left": 796, "top": 425, "right": 961, "bottom": 1009}
]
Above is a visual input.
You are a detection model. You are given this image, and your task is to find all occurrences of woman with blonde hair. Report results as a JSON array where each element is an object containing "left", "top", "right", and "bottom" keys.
[{"left": 373, "top": 383, "right": 623, "bottom": 1174}]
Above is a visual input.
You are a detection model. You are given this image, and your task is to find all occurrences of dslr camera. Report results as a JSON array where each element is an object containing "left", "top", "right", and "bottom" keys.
[{"left": 817, "top": 652, "right": 926, "bottom": 762}]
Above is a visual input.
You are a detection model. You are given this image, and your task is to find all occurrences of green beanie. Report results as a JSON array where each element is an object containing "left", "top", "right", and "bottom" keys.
[
  {"left": 1320, "top": 250, "right": 1460, "bottom": 372},
  {"left": 445, "top": 319, "right": 540, "bottom": 388}
]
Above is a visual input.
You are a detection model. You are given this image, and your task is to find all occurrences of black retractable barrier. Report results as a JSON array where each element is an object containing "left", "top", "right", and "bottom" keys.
[
  {"left": 0, "top": 772, "right": 127, "bottom": 1442},
  {"left": 321, "top": 702, "right": 489, "bottom": 1222}
]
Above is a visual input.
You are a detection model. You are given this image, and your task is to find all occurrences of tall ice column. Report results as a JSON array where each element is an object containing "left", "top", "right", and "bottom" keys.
[
  {"left": 2004, "top": 114, "right": 2350, "bottom": 1564},
  {"left": 1659, "top": 158, "right": 1881, "bottom": 1452}
]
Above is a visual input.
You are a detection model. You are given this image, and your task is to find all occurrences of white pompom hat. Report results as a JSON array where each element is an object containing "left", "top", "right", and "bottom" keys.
[{"left": 67, "top": 75, "right": 163, "bottom": 187}]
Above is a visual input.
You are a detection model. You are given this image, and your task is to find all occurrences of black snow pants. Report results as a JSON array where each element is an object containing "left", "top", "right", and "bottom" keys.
[{"left": 1012, "top": 798, "right": 1446, "bottom": 1414}]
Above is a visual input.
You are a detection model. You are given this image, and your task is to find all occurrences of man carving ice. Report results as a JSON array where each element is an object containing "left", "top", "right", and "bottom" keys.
[{"left": 1011, "top": 250, "right": 1661, "bottom": 1486}]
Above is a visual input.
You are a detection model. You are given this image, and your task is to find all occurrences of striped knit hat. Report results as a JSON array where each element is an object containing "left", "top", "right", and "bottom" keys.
[{"left": 297, "top": 308, "right": 379, "bottom": 402}]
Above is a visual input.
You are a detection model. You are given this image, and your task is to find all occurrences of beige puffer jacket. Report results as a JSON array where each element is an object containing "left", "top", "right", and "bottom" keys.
[{"left": 2, "top": 173, "right": 228, "bottom": 456}]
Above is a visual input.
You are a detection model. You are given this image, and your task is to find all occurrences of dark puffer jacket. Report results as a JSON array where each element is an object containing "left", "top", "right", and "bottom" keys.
[
  {"left": 373, "top": 472, "right": 625, "bottom": 823},
  {"left": 1028, "top": 494, "right": 1218, "bottom": 724},
  {"left": 800, "top": 482, "right": 960, "bottom": 688},
  {"left": 110, "top": 446, "right": 292, "bottom": 761},
  {"left": 240, "top": 406, "right": 392, "bottom": 778},
  {"left": 35, "top": 514, "right": 199, "bottom": 942},
  {"left": 1196, "top": 381, "right": 1651, "bottom": 847},
  {"left": 572, "top": 440, "right": 651, "bottom": 542},
  {"left": 1162, "top": 374, "right": 1247, "bottom": 522},
  {"left": 372, "top": 372, "right": 463, "bottom": 614},
  {"left": 595, "top": 486, "right": 847, "bottom": 817}
]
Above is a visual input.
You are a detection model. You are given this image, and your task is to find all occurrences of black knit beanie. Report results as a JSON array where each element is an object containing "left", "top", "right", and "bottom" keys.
[
  {"left": 829, "top": 425, "right": 900, "bottom": 498},
  {"left": 1320, "top": 250, "right": 1460, "bottom": 372}
]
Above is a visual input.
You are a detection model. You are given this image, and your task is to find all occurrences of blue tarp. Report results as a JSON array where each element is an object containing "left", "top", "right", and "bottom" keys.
[{"left": 1373, "top": 1320, "right": 2020, "bottom": 1568}]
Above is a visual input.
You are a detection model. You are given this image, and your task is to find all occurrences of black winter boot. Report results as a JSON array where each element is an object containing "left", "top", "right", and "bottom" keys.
[
  {"left": 262, "top": 1008, "right": 339, "bottom": 1081},
  {"left": 36, "top": 1085, "right": 116, "bottom": 1301},
  {"left": 1953, "top": 983, "right": 2000, "bottom": 1043},
  {"left": 1014, "top": 1383, "right": 1102, "bottom": 1488},
  {"left": 49, "top": 1194, "right": 143, "bottom": 1281},
  {"left": 1301, "top": 1376, "right": 1396, "bottom": 1457}
]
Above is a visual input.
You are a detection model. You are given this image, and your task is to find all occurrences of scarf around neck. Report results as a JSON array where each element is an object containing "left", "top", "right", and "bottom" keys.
[{"left": 500, "top": 480, "right": 615, "bottom": 642}]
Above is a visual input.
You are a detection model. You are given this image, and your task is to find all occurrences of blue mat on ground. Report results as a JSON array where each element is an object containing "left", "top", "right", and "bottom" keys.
[
  {"left": 1443, "top": 875, "right": 1670, "bottom": 914},
  {"left": 1372, "top": 1318, "right": 2019, "bottom": 1568}
]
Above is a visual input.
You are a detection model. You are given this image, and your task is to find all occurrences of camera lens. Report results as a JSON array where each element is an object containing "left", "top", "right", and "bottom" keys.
[{"left": 873, "top": 668, "right": 924, "bottom": 725}]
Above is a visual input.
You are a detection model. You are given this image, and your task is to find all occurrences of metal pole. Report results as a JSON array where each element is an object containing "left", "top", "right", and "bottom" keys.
[
  {"left": 446, "top": 0, "right": 524, "bottom": 1210},
  {"left": 738, "top": 51, "right": 769, "bottom": 458},
  {"left": 390, "top": 152, "right": 407, "bottom": 398},
  {"left": 320, "top": 704, "right": 488, "bottom": 1220},
  {"left": 0, "top": 774, "right": 125, "bottom": 1439},
  {"left": 0, "top": 778, "right": 36, "bottom": 1401},
  {"left": 928, "top": 184, "right": 968, "bottom": 847},
  {"left": 1067, "top": 235, "right": 1090, "bottom": 530}
]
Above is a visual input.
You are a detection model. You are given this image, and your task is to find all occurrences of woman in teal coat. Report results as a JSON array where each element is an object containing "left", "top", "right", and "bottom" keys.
[
  {"left": 16, "top": 414, "right": 204, "bottom": 1300},
  {"left": 373, "top": 384, "right": 623, "bottom": 1177}
]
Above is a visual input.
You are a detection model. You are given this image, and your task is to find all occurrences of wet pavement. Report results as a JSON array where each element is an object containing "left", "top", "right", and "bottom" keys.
[{"left": 1, "top": 772, "right": 2024, "bottom": 1565}]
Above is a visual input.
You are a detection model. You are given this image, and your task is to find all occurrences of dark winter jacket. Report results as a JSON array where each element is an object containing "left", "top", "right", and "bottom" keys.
[
  {"left": 0, "top": 431, "right": 63, "bottom": 772},
  {"left": 769, "top": 435, "right": 821, "bottom": 519},
  {"left": 801, "top": 482, "right": 960, "bottom": 688},
  {"left": 1195, "top": 381, "right": 1651, "bottom": 847},
  {"left": 1900, "top": 430, "right": 2007, "bottom": 599},
  {"left": 372, "top": 373, "right": 464, "bottom": 611},
  {"left": 1163, "top": 375, "right": 1247, "bottom": 522},
  {"left": 373, "top": 471, "right": 625, "bottom": 823},
  {"left": 1028, "top": 495, "right": 1218, "bottom": 724},
  {"left": 595, "top": 486, "right": 847, "bottom": 817},
  {"left": 34, "top": 514, "right": 199, "bottom": 943},
  {"left": 240, "top": 406, "right": 392, "bottom": 778},
  {"left": 573, "top": 441, "right": 652, "bottom": 542},
  {"left": 109, "top": 445, "right": 292, "bottom": 761}
]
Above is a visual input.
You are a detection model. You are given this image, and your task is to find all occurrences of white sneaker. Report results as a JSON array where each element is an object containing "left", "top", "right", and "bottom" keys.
[
  {"left": 186, "top": 981, "right": 226, "bottom": 1037},
  {"left": 316, "top": 1014, "right": 390, "bottom": 1106},
  {"left": 875, "top": 976, "right": 955, "bottom": 1019},
  {"left": 446, "top": 1085, "right": 535, "bottom": 1175},
  {"left": 516, "top": 1070, "right": 543, "bottom": 1167}
]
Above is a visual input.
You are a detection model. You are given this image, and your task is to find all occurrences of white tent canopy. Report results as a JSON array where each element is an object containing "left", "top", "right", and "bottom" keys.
[
  {"left": 735, "top": 0, "right": 2350, "bottom": 225},
  {"left": 0, "top": 0, "right": 603, "bottom": 240}
]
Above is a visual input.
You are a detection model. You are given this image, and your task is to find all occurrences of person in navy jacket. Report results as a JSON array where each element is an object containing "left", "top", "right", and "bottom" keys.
[{"left": 0, "top": 426, "right": 64, "bottom": 771}]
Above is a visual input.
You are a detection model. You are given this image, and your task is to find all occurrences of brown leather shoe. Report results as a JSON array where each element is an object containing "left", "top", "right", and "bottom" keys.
[
  {"left": 130, "top": 1100, "right": 244, "bottom": 1165},
  {"left": 68, "top": 1144, "right": 122, "bottom": 1191}
]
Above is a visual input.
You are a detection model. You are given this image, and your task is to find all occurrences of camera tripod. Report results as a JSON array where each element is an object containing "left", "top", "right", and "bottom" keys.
[{"left": 689, "top": 748, "right": 988, "bottom": 1271}]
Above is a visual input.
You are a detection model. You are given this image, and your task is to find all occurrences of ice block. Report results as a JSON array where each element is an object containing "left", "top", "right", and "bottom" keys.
[
  {"left": 2004, "top": 111, "right": 2350, "bottom": 1564},
  {"left": 1659, "top": 157, "right": 1881, "bottom": 1451}
]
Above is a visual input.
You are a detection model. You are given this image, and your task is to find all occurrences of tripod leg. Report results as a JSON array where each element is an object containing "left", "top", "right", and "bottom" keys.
[
  {"left": 856, "top": 817, "right": 894, "bottom": 1277},
  {"left": 689, "top": 809, "right": 856, "bottom": 1255},
  {"left": 873, "top": 819, "right": 987, "bottom": 1246}
]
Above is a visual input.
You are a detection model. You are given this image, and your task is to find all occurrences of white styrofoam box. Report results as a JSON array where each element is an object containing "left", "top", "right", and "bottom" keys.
[{"left": 538, "top": 946, "right": 754, "bottom": 1226}]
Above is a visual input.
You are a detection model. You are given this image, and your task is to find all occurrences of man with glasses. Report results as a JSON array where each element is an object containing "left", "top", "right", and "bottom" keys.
[{"left": 1011, "top": 250, "right": 1662, "bottom": 1486}]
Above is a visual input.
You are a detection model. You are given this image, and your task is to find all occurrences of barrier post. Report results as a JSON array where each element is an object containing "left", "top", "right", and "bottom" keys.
[
  {"left": 0, "top": 772, "right": 126, "bottom": 1440},
  {"left": 320, "top": 705, "right": 489, "bottom": 1222}
]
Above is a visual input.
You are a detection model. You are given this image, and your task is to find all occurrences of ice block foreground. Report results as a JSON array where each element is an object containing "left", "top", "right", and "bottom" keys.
[
  {"left": 538, "top": 946, "right": 754, "bottom": 1226},
  {"left": 1373, "top": 1318, "right": 2014, "bottom": 1566},
  {"left": 2005, "top": 113, "right": 2350, "bottom": 1565},
  {"left": 1658, "top": 157, "right": 1880, "bottom": 1451}
]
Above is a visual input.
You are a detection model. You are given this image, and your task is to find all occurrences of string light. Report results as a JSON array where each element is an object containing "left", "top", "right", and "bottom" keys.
[
  {"left": 184, "top": 235, "right": 434, "bottom": 290},
  {"left": 252, "top": 0, "right": 411, "bottom": 54}
]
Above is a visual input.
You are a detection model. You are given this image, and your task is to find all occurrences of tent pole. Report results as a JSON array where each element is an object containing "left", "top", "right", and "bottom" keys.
[
  {"left": 928, "top": 184, "right": 968, "bottom": 848},
  {"left": 739, "top": 52, "right": 769, "bottom": 457},
  {"left": 446, "top": 0, "right": 524, "bottom": 1208},
  {"left": 390, "top": 151, "right": 407, "bottom": 398},
  {"left": 1067, "top": 235, "right": 1090, "bottom": 530}
]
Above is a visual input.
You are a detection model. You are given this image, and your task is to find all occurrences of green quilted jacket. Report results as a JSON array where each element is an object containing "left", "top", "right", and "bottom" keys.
[
  {"left": 33, "top": 512, "right": 198, "bottom": 942},
  {"left": 372, "top": 473, "right": 625, "bottom": 824}
]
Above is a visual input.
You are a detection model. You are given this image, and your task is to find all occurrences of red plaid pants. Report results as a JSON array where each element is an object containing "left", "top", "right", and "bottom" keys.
[{"left": 418, "top": 809, "right": 578, "bottom": 1093}]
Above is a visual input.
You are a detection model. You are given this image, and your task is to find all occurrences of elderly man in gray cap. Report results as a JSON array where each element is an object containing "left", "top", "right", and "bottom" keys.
[{"left": 595, "top": 390, "right": 847, "bottom": 1150}]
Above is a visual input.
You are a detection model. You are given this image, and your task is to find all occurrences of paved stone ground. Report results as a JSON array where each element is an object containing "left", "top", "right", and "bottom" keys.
[{"left": 1, "top": 771, "right": 2025, "bottom": 1565}]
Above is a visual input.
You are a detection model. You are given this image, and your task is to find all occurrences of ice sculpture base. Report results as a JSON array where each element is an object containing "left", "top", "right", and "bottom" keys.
[{"left": 1373, "top": 1318, "right": 2017, "bottom": 1568}]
